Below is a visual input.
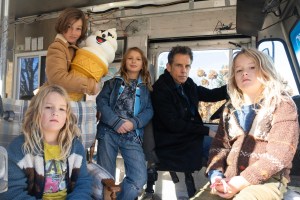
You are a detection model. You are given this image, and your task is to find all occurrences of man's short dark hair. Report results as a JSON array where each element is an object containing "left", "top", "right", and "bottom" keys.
[{"left": 167, "top": 46, "right": 193, "bottom": 64}]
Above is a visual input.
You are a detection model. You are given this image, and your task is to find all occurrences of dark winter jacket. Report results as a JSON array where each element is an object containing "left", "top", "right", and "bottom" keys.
[{"left": 151, "top": 70, "right": 227, "bottom": 172}]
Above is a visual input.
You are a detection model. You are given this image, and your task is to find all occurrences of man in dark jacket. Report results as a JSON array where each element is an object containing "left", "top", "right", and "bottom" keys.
[{"left": 150, "top": 46, "right": 227, "bottom": 197}]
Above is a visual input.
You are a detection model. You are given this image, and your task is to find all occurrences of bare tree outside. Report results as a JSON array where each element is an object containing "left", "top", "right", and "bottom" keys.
[{"left": 19, "top": 57, "right": 38, "bottom": 99}]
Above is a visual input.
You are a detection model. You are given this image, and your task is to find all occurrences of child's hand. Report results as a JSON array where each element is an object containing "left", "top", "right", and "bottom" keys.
[
  {"left": 117, "top": 124, "right": 127, "bottom": 134},
  {"left": 93, "top": 82, "right": 100, "bottom": 95},
  {"left": 117, "top": 120, "right": 133, "bottom": 134},
  {"left": 215, "top": 176, "right": 250, "bottom": 199},
  {"left": 210, "top": 176, "right": 229, "bottom": 194},
  {"left": 123, "top": 120, "right": 133, "bottom": 132}
]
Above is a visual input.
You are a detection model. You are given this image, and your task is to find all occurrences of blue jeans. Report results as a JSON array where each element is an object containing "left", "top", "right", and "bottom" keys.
[{"left": 97, "top": 130, "right": 147, "bottom": 200}]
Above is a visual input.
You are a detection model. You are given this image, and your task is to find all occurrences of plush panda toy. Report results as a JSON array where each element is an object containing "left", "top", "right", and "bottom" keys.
[{"left": 69, "top": 28, "right": 118, "bottom": 101}]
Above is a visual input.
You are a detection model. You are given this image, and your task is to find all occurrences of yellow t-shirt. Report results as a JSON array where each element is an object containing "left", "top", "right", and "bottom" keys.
[{"left": 42, "top": 142, "right": 67, "bottom": 200}]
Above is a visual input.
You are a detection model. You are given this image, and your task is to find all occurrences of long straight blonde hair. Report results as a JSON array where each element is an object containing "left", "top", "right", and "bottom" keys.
[
  {"left": 22, "top": 84, "right": 80, "bottom": 160},
  {"left": 228, "top": 48, "right": 290, "bottom": 111}
]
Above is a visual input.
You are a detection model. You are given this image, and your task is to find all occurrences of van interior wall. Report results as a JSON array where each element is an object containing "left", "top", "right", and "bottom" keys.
[
  {"left": 257, "top": 0, "right": 300, "bottom": 84},
  {"left": 90, "top": 7, "right": 236, "bottom": 40},
  {"left": 86, "top": 6, "right": 236, "bottom": 84},
  {"left": 257, "top": 0, "right": 299, "bottom": 41},
  {"left": 6, "top": 2, "right": 237, "bottom": 97},
  {"left": 10, "top": 3, "right": 237, "bottom": 54},
  {"left": 3, "top": 18, "right": 56, "bottom": 98}
]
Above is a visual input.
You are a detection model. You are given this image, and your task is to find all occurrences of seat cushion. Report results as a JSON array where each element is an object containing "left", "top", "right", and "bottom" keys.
[
  {"left": 70, "top": 101, "right": 97, "bottom": 149},
  {"left": 87, "top": 162, "right": 114, "bottom": 200}
]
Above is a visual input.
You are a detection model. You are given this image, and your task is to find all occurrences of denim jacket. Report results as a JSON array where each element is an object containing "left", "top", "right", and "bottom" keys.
[{"left": 96, "top": 76, "right": 153, "bottom": 139}]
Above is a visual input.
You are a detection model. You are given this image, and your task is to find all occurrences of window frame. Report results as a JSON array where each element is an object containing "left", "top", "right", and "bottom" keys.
[
  {"left": 289, "top": 19, "right": 300, "bottom": 72},
  {"left": 13, "top": 51, "right": 47, "bottom": 99},
  {"left": 257, "top": 38, "right": 300, "bottom": 95}
]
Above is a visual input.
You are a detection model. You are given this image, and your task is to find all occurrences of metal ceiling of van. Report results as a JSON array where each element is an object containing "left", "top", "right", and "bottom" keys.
[
  {"left": 10, "top": 0, "right": 291, "bottom": 37},
  {"left": 9, "top": 0, "right": 124, "bottom": 19},
  {"left": 9, "top": 0, "right": 190, "bottom": 19}
]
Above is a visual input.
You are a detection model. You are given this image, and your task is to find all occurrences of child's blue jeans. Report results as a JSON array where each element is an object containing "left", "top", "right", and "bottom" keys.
[{"left": 97, "top": 130, "right": 147, "bottom": 200}]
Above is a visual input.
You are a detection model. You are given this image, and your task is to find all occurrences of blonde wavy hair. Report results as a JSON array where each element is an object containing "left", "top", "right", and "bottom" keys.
[
  {"left": 22, "top": 84, "right": 80, "bottom": 160},
  {"left": 118, "top": 47, "right": 152, "bottom": 91},
  {"left": 228, "top": 48, "right": 290, "bottom": 111}
]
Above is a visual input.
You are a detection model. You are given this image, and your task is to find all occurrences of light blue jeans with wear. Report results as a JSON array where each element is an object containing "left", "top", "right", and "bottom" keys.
[{"left": 97, "top": 125, "right": 147, "bottom": 200}]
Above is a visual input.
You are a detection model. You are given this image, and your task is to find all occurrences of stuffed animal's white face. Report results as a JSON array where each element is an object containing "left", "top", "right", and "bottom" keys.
[
  {"left": 84, "top": 28, "right": 118, "bottom": 64},
  {"left": 93, "top": 28, "right": 118, "bottom": 50}
]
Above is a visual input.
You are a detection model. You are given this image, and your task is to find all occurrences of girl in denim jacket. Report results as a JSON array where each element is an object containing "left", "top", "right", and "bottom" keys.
[{"left": 96, "top": 47, "right": 153, "bottom": 200}]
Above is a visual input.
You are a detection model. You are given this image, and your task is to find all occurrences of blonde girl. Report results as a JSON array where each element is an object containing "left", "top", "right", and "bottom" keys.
[
  {"left": 193, "top": 48, "right": 298, "bottom": 200},
  {"left": 1, "top": 85, "right": 92, "bottom": 200},
  {"left": 228, "top": 48, "right": 291, "bottom": 112},
  {"left": 96, "top": 47, "right": 153, "bottom": 200}
]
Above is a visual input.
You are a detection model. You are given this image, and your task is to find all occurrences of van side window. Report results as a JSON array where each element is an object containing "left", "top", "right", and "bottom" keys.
[
  {"left": 14, "top": 52, "right": 47, "bottom": 99},
  {"left": 289, "top": 20, "right": 300, "bottom": 68},
  {"left": 258, "top": 40, "right": 299, "bottom": 95}
]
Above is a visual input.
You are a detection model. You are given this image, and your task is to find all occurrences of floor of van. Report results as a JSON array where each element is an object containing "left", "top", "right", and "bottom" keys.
[
  {"left": 115, "top": 156, "right": 300, "bottom": 200},
  {"left": 90, "top": 132, "right": 300, "bottom": 200}
]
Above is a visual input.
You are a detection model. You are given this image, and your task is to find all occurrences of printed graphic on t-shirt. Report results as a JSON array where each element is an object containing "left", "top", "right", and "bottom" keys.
[{"left": 44, "top": 160, "right": 67, "bottom": 193}]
